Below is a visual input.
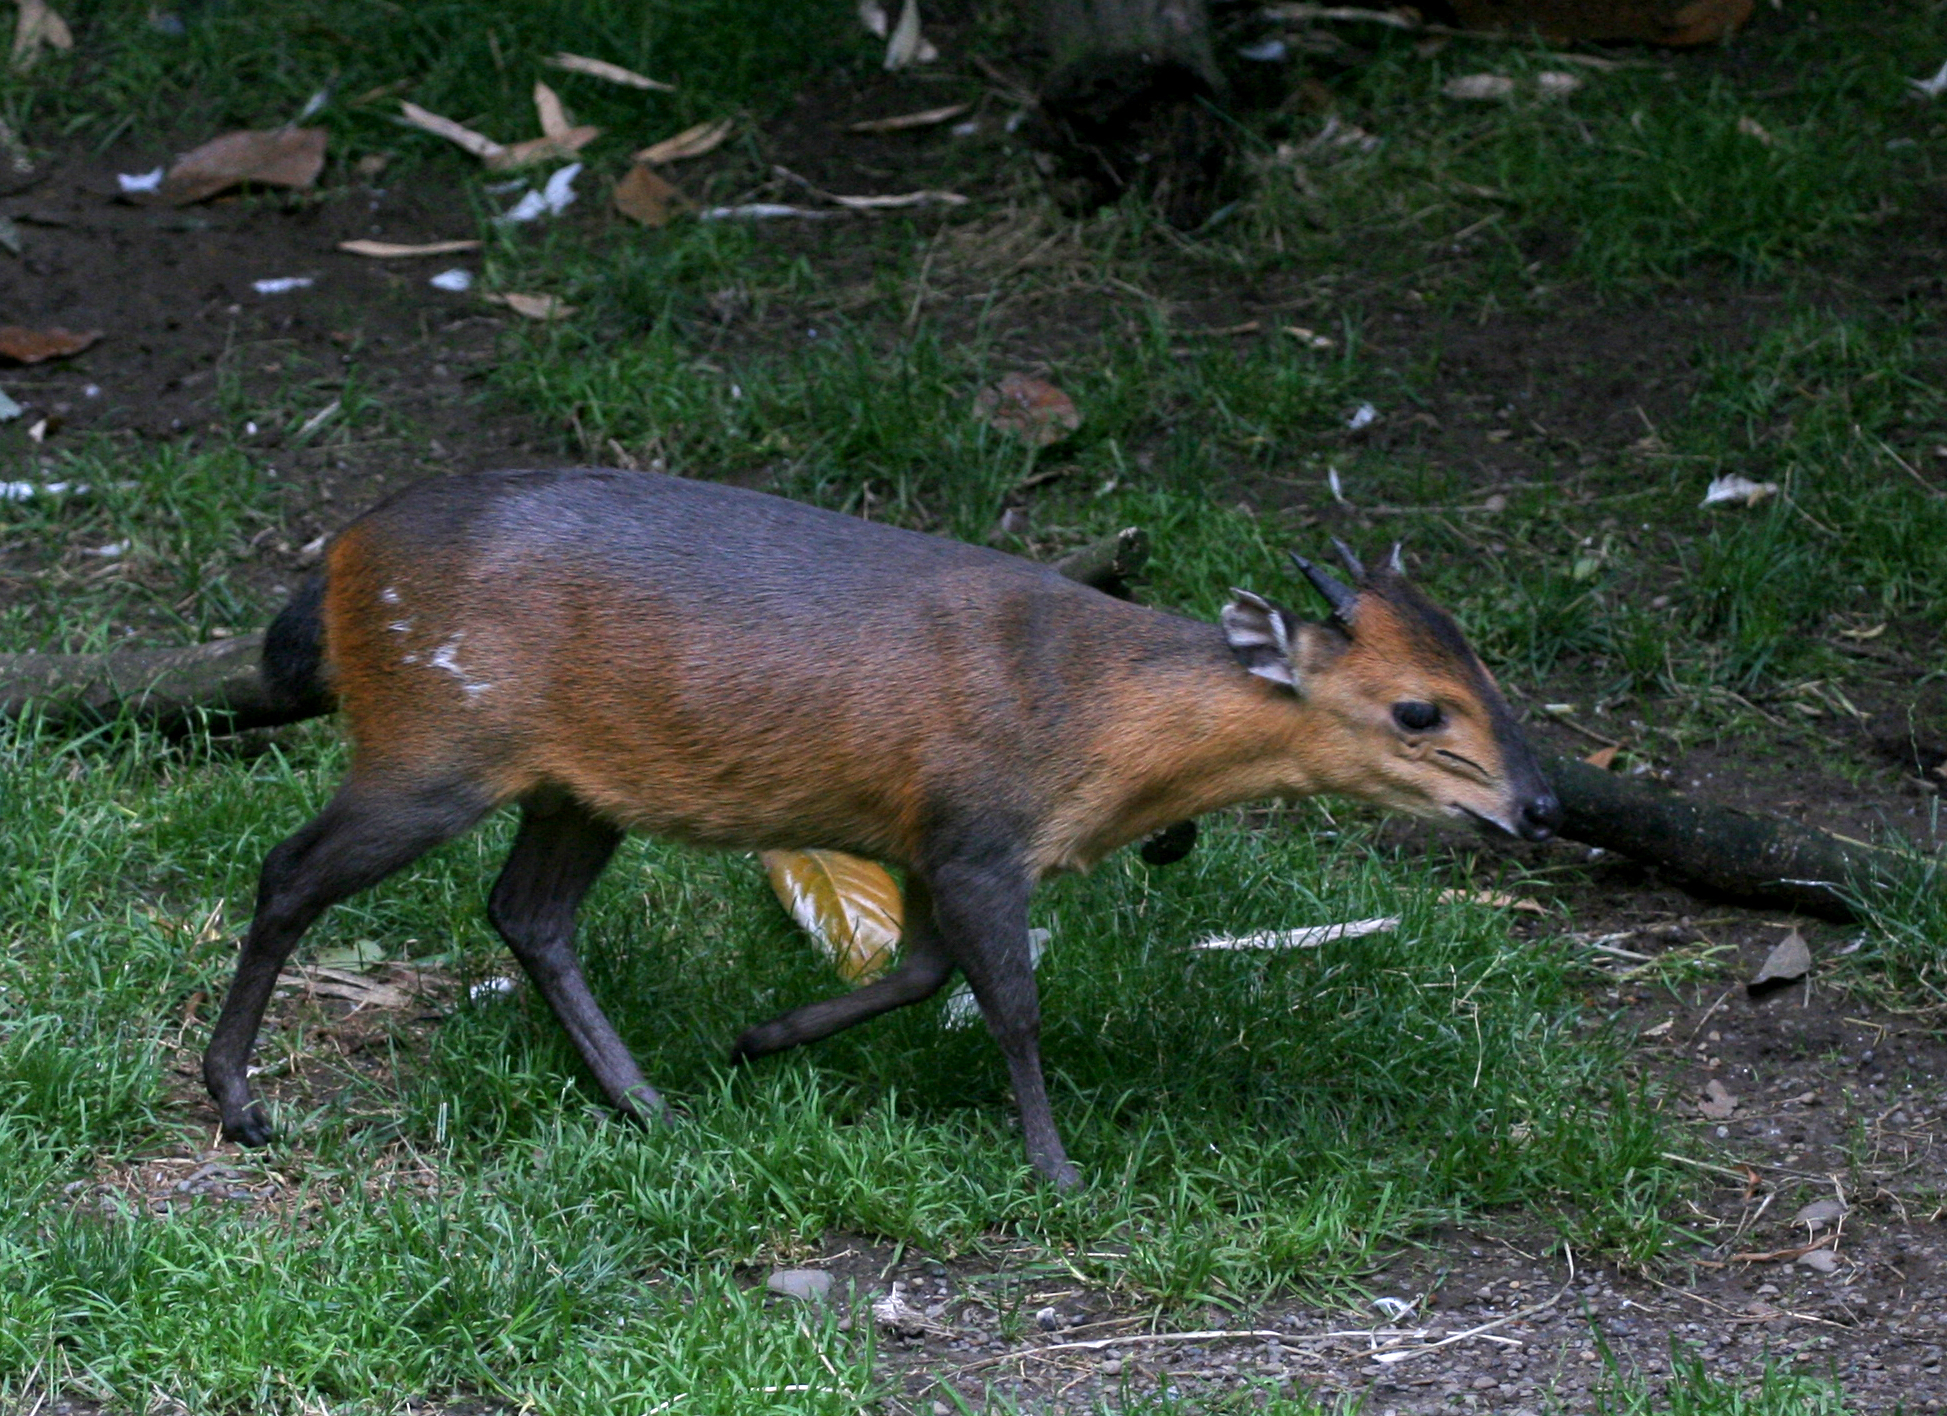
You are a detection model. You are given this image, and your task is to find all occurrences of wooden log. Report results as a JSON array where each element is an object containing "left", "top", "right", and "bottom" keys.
[
  {"left": 0, "top": 633, "right": 304, "bottom": 734},
  {"left": 1539, "top": 748, "right": 1886, "bottom": 922}
]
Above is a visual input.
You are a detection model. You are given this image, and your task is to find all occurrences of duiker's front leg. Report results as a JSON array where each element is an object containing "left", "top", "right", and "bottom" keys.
[{"left": 927, "top": 857, "right": 1079, "bottom": 1190}]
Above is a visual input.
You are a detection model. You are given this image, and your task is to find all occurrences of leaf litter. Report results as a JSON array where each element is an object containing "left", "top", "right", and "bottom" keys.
[
  {"left": 634, "top": 119, "right": 735, "bottom": 165},
  {"left": 975, "top": 373, "right": 1081, "bottom": 446},
  {"left": 612, "top": 163, "right": 688, "bottom": 227},
  {"left": 543, "top": 51, "right": 673, "bottom": 92},
  {"left": 123, "top": 127, "right": 327, "bottom": 206},
  {"left": 10, "top": 0, "right": 71, "bottom": 71},
  {"left": 337, "top": 238, "right": 482, "bottom": 258},
  {"left": 762, "top": 848, "right": 904, "bottom": 984},
  {"left": 0, "top": 325, "right": 99, "bottom": 363},
  {"left": 399, "top": 84, "right": 600, "bottom": 172}
]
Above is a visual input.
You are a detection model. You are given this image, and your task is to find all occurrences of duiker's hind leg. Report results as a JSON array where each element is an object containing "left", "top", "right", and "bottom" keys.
[
  {"left": 729, "top": 875, "right": 955, "bottom": 1063},
  {"left": 205, "top": 774, "right": 496, "bottom": 1145},
  {"left": 486, "top": 793, "right": 664, "bottom": 1122}
]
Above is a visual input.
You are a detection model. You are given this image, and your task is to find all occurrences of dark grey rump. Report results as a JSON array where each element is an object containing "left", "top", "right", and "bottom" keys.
[{"left": 261, "top": 573, "right": 333, "bottom": 717}]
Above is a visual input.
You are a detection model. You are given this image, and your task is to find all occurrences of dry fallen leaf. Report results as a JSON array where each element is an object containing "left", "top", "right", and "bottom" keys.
[
  {"left": 399, "top": 101, "right": 505, "bottom": 162},
  {"left": 1437, "top": 888, "right": 1546, "bottom": 914},
  {"left": 1747, "top": 929, "right": 1812, "bottom": 997},
  {"left": 1698, "top": 1078, "right": 1738, "bottom": 1121},
  {"left": 489, "top": 126, "right": 602, "bottom": 172},
  {"left": 1191, "top": 917, "right": 1398, "bottom": 951},
  {"left": 872, "top": 1281, "right": 953, "bottom": 1336},
  {"left": 1583, "top": 744, "right": 1620, "bottom": 770},
  {"left": 0, "top": 324, "right": 99, "bottom": 363},
  {"left": 1701, "top": 473, "right": 1779, "bottom": 508},
  {"left": 1535, "top": 70, "right": 1583, "bottom": 97},
  {"left": 11, "top": 0, "right": 71, "bottom": 71},
  {"left": 543, "top": 51, "right": 673, "bottom": 91},
  {"left": 533, "top": 81, "right": 574, "bottom": 141},
  {"left": 612, "top": 163, "right": 687, "bottom": 227},
  {"left": 1736, "top": 115, "right": 1775, "bottom": 146},
  {"left": 762, "top": 849, "right": 903, "bottom": 984},
  {"left": 1793, "top": 1197, "right": 1847, "bottom": 1231},
  {"left": 848, "top": 102, "right": 971, "bottom": 133},
  {"left": 975, "top": 373, "right": 1081, "bottom": 447},
  {"left": 134, "top": 127, "right": 327, "bottom": 206},
  {"left": 399, "top": 94, "right": 600, "bottom": 172},
  {"left": 282, "top": 964, "right": 426, "bottom": 1012},
  {"left": 337, "top": 238, "right": 483, "bottom": 258},
  {"left": 883, "top": 0, "right": 939, "bottom": 69},
  {"left": 1443, "top": 73, "right": 1514, "bottom": 101},
  {"left": 634, "top": 119, "right": 735, "bottom": 165},
  {"left": 828, "top": 189, "right": 967, "bottom": 210},
  {"left": 483, "top": 292, "right": 577, "bottom": 321}
]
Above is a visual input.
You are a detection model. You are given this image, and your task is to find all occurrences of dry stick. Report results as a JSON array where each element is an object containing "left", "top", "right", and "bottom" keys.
[{"left": 950, "top": 1308, "right": 1541, "bottom": 1378}]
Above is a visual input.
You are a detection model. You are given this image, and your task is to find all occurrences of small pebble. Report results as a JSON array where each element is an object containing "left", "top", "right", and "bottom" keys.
[
  {"left": 765, "top": 1268, "right": 833, "bottom": 1303},
  {"left": 1035, "top": 1305, "right": 1059, "bottom": 1331},
  {"left": 1101, "top": 1358, "right": 1122, "bottom": 1375}
]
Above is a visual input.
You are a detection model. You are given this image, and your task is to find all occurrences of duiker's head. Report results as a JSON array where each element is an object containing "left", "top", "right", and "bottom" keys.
[{"left": 1222, "top": 542, "right": 1559, "bottom": 841}]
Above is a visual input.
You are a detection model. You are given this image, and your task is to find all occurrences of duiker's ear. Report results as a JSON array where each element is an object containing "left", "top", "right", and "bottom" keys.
[{"left": 1222, "top": 590, "right": 1299, "bottom": 689}]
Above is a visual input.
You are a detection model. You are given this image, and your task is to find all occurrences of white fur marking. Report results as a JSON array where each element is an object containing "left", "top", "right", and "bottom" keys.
[
  {"left": 429, "top": 634, "right": 493, "bottom": 698},
  {"left": 380, "top": 586, "right": 402, "bottom": 605}
]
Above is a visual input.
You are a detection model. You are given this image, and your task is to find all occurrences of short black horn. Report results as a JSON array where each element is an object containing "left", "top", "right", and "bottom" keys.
[
  {"left": 1329, "top": 537, "right": 1366, "bottom": 580},
  {"left": 1290, "top": 551, "right": 1359, "bottom": 617}
]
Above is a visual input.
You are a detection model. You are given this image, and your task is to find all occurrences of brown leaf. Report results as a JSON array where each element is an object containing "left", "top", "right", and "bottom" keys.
[
  {"left": 543, "top": 52, "right": 674, "bottom": 92},
  {"left": 337, "top": 238, "right": 483, "bottom": 258},
  {"left": 482, "top": 292, "right": 577, "bottom": 321},
  {"left": 848, "top": 102, "right": 971, "bottom": 133},
  {"left": 1697, "top": 1078, "right": 1738, "bottom": 1121},
  {"left": 634, "top": 119, "right": 734, "bottom": 165},
  {"left": 1747, "top": 929, "right": 1811, "bottom": 997},
  {"left": 612, "top": 163, "right": 688, "bottom": 227},
  {"left": 1583, "top": 744, "right": 1619, "bottom": 770},
  {"left": 975, "top": 373, "right": 1081, "bottom": 447},
  {"left": 533, "top": 81, "right": 574, "bottom": 140},
  {"left": 485, "top": 127, "right": 601, "bottom": 172},
  {"left": 0, "top": 324, "right": 99, "bottom": 363},
  {"left": 11, "top": 0, "right": 72, "bottom": 71},
  {"left": 762, "top": 849, "right": 903, "bottom": 984},
  {"left": 139, "top": 127, "right": 327, "bottom": 206}
]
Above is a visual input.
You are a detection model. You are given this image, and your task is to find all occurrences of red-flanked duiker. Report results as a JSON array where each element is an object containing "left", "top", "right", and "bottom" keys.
[{"left": 206, "top": 468, "right": 1558, "bottom": 1187}]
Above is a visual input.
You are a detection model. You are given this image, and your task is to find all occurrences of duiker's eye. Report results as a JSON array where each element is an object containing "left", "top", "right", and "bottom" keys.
[{"left": 1392, "top": 701, "right": 1442, "bottom": 733}]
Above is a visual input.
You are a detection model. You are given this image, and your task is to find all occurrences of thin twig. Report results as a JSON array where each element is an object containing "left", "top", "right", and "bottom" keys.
[{"left": 1369, "top": 1287, "right": 1565, "bottom": 1365}]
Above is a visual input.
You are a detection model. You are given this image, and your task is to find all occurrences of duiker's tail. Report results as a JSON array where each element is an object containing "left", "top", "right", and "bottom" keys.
[{"left": 261, "top": 573, "right": 336, "bottom": 717}]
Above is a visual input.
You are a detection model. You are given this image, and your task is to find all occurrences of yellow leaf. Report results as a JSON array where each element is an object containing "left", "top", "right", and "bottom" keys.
[{"left": 762, "top": 849, "right": 903, "bottom": 983}]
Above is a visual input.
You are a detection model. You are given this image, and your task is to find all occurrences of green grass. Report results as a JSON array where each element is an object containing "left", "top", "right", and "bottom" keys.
[{"left": 0, "top": 715, "right": 1675, "bottom": 1410}]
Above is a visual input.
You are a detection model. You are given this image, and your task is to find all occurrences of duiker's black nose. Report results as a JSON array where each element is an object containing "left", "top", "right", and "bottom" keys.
[{"left": 1517, "top": 792, "right": 1561, "bottom": 842}]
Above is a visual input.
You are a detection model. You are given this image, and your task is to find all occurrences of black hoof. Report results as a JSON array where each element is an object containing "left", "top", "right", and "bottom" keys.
[{"left": 222, "top": 1106, "right": 274, "bottom": 1147}]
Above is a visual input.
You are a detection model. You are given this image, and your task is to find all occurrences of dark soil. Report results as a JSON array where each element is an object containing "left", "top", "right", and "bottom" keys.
[{"left": 8, "top": 51, "right": 1947, "bottom": 1415}]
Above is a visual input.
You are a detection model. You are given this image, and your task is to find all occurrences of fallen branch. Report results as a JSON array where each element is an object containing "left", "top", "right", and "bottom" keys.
[
  {"left": 0, "top": 633, "right": 292, "bottom": 734},
  {"left": 1542, "top": 748, "right": 1895, "bottom": 922}
]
